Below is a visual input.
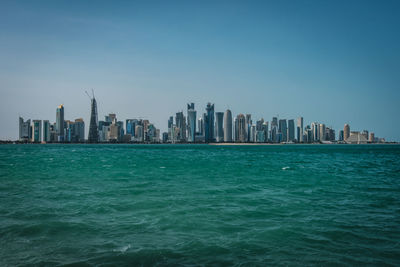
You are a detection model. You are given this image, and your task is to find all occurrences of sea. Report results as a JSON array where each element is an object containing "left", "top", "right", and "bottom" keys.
[{"left": 0, "top": 144, "right": 399, "bottom": 266}]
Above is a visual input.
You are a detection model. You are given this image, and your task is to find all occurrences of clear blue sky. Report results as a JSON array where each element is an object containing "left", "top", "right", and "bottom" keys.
[{"left": 1, "top": 0, "right": 399, "bottom": 141}]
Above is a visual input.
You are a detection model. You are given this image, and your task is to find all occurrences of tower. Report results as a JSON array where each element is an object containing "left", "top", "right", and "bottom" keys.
[
  {"left": 88, "top": 91, "right": 99, "bottom": 143},
  {"left": 223, "top": 109, "right": 232, "bottom": 142}
]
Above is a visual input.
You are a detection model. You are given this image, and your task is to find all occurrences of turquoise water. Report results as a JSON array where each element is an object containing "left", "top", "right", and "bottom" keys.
[{"left": 0, "top": 144, "right": 399, "bottom": 266}]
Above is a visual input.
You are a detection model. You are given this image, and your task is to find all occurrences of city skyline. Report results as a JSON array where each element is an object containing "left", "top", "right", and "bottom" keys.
[
  {"left": 15, "top": 96, "right": 387, "bottom": 144},
  {"left": 1, "top": 1, "right": 400, "bottom": 141}
]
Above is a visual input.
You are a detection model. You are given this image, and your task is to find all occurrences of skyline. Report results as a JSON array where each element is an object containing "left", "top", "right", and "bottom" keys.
[
  {"left": 16, "top": 97, "right": 386, "bottom": 144},
  {"left": 1, "top": 1, "right": 400, "bottom": 141}
]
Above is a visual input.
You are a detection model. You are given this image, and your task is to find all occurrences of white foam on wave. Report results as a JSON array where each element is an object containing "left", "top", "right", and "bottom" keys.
[
  {"left": 160, "top": 166, "right": 166, "bottom": 169},
  {"left": 113, "top": 244, "right": 131, "bottom": 253},
  {"left": 282, "top": 166, "right": 290, "bottom": 170}
]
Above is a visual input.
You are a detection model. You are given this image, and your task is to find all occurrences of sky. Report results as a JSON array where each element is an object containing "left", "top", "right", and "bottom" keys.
[{"left": 0, "top": 0, "right": 399, "bottom": 141}]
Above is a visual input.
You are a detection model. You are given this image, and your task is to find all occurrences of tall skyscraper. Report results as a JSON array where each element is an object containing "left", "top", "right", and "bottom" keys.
[
  {"left": 205, "top": 103, "right": 215, "bottom": 142},
  {"left": 344, "top": 124, "right": 350, "bottom": 141},
  {"left": 215, "top": 112, "right": 224, "bottom": 142},
  {"left": 288, "top": 119, "right": 295, "bottom": 142},
  {"left": 32, "top": 120, "right": 42, "bottom": 142},
  {"left": 43, "top": 120, "right": 50, "bottom": 142},
  {"left": 88, "top": 96, "right": 99, "bottom": 143},
  {"left": 75, "top": 118, "right": 85, "bottom": 142},
  {"left": 19, "top": 117, "right": 31, "bottom": 141},
  {"left": 297, "top": 117, "right": 303, "bottom": 143},
  {"left": 187, "top": 108, "right": 197, "bottom": 142},
  {"left": 175, "top": 111, "right": 186, "bottom": 141},
  {"left": 278, "top": 119, "right": 287, "bottom": 142},
  {"left": 198, "top": 116, "right": 204, "bottom": 136},
  {"left": 236, "top": 114, "right": 246, "bottom": 142},
  {"left": 56, "top": 104, "right": 64, "bottom": 142},
  {"left": 319, "top": 123, "right": 326, "bottom": 141},
  {"left": 224, "top": 109, "right": 232, "bottom": 142},
  {"left": 245, "top": 114, "right": 252, "bottom": 142},
  {"left": 339, "top": 130, "right": 344, "bottom": 141},
  {"left": 311, "top": 122, "right": 319, "bottom": 141}
]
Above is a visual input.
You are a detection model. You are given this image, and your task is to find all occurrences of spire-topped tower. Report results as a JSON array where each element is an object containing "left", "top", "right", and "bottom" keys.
[{"left": 87, "top": 90, "right": 99, "bottom": 143}]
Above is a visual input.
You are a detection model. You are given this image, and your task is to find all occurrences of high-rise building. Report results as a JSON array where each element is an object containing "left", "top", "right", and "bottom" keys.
[
  {"left": 224, "top": 109, "right": 232, "bottom": 142},
  {"left": 339, "top": 130, "right": 344, "bottom": 141},
  {"left": 19, "top": 117, "right": 31, "bottom": 141},
  {"left": 43, "top": 120, "right": 50, "bottom": 142},
  {"left": 297, "top": 117, "right": 303, "bottom": 143},
  {"left": 262, "top": 121, "right": 269, "bottom": 142},
  {"left": 56, "top": 104, "right": 64, "bottom": 142},
  {"left": 361, "top": 130, "right": 369, "bottom": 140},
  {"left": 236, "top": 114, "right": 246, "bottom": 142},
  {"left": 271, "top": 117, "right": 278, "bottom": 143},
  {"left": 135, "top": 125, "right": 143, "bottom": 142},
  {"left": 32, "top": 120, "right": 42, "bottom": 142},
  {"left": 369, "top": 132, "right": 375, "bottom": 143},
  {"left": 75, "top": 118, "right": 85, "bottom": 142},
  {"left": 215, "top": 112, "right": 224, "bottom": 142},
  {"left": 278, "top": 119, "right": 287, "bottom": 142},
  {"left": 198, "top": 116, "right": 204, "bottom": 136},
  {"left": 88, "top": 96, "right": 99, "bottom": 143},
  {"left": 245, "top": 114, "right": 252, "bottom": 142},
  {"left": 319, "top": 123, "right": 326, "bottom": 141},
  {"left": 175, "top": 111, "right": 186, "bottom": 141},
  {"left": 311, "top": 122, "right": 319, "bottom": 142},
  {"left": 344, "top": 124, "right": 350, "bottom": 141},
  {"left": 205, "top": 103, "right": 215, "bottom": 142},
  {"left": 288, "top": 119, "right": 295, "bottom": 142},
  {"left": 187, "top": 104, "right": 196, "bottom": 143}
]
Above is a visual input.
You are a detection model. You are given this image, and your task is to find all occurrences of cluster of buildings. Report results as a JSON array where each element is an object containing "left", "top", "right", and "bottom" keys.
[
  {"left": 19, "top": 105, "right": 85, "bottom": 143},
  {"left": 18, "top": 97, "right": 385, "bottom": 144},
  {"left": 166, "top": 102, "right": 385, "bottom": 144}
]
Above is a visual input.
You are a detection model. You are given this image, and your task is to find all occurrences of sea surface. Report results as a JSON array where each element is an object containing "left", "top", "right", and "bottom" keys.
[{"left": 0, "top": 144, "right": 399, "bottom": 266}]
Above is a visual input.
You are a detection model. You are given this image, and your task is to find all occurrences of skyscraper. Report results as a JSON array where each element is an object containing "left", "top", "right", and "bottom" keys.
[
  {"left": 319, "top": 123, "right": 326, "bottom": 141},
  {"left": 224, "top": 109, "right": 233, "bottom": 142},
  {"left": 43, "top": 120, "right": 50, "bottom": 142},
  {"left": 75, "top": 118, "right": 85, "bottom": 142},
  {"left": 288, "top": 119, "right": 295, "bottom": 142},
  {"left": 56, "top": 104, "right": 64, "bottom": 142},
  {"left": 344, "top": 124, "right": 350, "bottom": 141},
  {"left": 32, "top": 120, "right": 42, "bottom": 143},
  {"left": 175, "top": 111, "right": 186, "bottom": 141},
  {"left": 187, "top": 109, "right": 197, "bottom": 142},
  {"left": 278, "top": 119, "right": 287, "bottom": 142},
  {"left": 236, "top": 114, "right": 246, "bottom": 142},
  {"left": 245, "top": 114, "right": 252, "bottom": 142},
  {"left": 205, "top": 103, "right": 215, "bottom": 142},
  {"left": 19, "top": 117, "right": 31, "bottom": 141},
  {"left": 297, "top": 117, "right": 303, "bottom": 143},
  {"left": 215, "top": 112, "right": 224, "bottom": 142},
  {"left": 88, "top": 96, "right": 99, "bottom": 143}
]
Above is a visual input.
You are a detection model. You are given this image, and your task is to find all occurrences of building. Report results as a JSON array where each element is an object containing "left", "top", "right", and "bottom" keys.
[
  {"left": 325, "top": 127, "right": 335, "bottom": 141},
  {"left": 175, "top": 111, "right": 186, "bottom": 142},
  {"left": 134, "top": 125, "right": 143, "bottom": 142},
  {"left": 32, "top": 120, "right": 42, "bottom": 142},
  {"left": 344, "top": 124, "right": 350, "bottom": 141},
  {"left": 338, "top": 130, "right": 344, "bottom": 141},
  {"left": 56, "top": 104, "right": 64, "bottom": 142},
  {"left": 346, "top": 131, "right": 368, "bottom": 144},
  {"left": 205, "top": 103, "right": 215, "bottom": 142},
  {"left": 311, "top": 122, "right": 319, "bottom": 142},
  {"left": 88, "top": 96, "right": 99, "bottom": 143},
  {"left": 361, "top": 130, "right": 369, "bottom": 140},
  {"left": 19, "top": 117, "right": 31, "bottom": 141},
  {"left": 319, "top": 123, "right": 326, "bottom": 141},
  {"left": 297, "top": 117, "right": 303, "bottom": 143},
  {"left": 223, "top": 109, "right": 233, "bottom": 142},
  {"left": 74, "top": 118, "right": 85, "bottom": 142},
  {"left": 42, "top": 120, "right": 50, "bottom": 142},
  {"left": 236, "top": 114, "right": 246, "bottom": 142},
  {"left": 198, "top": 116, "right": 204, "bottom": 136},
  {"left": 187, "top": 104, "right": 197, "bottom": 143},
  {"left": 288, "top": 119, "right": 295, "bottom": 142},
  {"left": 245, "top": 114, "right": 252, "bottom": 142},
  {"left": 278, "top": 119, "right": 287, "bottom": 142},
  {"left": 215, "top": 112, "right": 224, "bottom": 142},
  {"left": 369, "top": 133, "right": 375, "bottom": 143}
]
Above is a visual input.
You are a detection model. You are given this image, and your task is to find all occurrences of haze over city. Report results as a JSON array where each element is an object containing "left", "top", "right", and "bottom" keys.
[{"left": 1, "top": 0, "right": 399, "bottom": 141}]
